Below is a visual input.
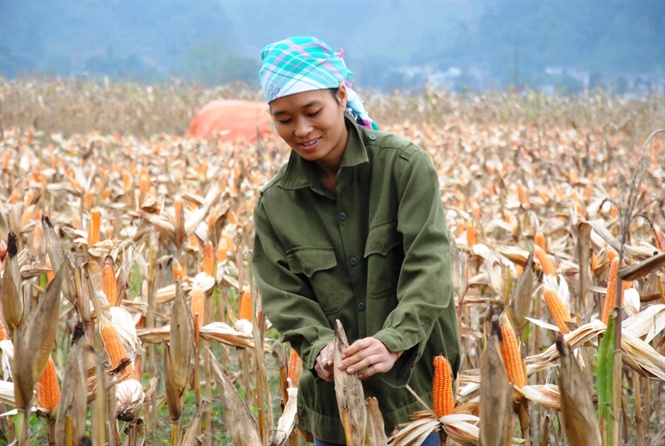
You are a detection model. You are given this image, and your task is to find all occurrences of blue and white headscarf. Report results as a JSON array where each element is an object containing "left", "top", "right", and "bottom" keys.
[{"left": 259, "top": 36, "right": 378, "bottom": 130}]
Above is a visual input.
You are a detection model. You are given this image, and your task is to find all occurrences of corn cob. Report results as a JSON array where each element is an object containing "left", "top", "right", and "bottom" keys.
[
  {"left": 100, "top": 317, "right": 134, "bottom": 381},
  {"left": 590, "top": 251, "right": 598, "bottom": 272},
  {"left": 83, "top": 191, "right": 94, "bottom": 211},
  {"left": 534, "top": 245, "right": 557, "bottom": 276},
  {"left": 103, "top": 256, "right": 118, "bottom": 306},
  {"left": 190, "top": 284, "right": 205, "bottom": 331},
  {"left": 466, "top": 221, "right": 477, "bottom": 248},
  {"left": 543, "top": 288, "right": 573, "bottom": 334},
  {"left": 173, "top": 195, "right": 183, "bottom": 224},
  {"left": 534, "top": 232, "right": 547, "bottom": 252},
  {"left": 138, "top": 172, "right": 150, "bottom": 203},
  {"left": 202, "top": 240, "right": 215, "bottom": 276},
  {"left": 36, "top": 356, "right": 60, "bottom": 411},
  {"left": 216, "top": 238, "right": 228, "bottom": 263},
  {"left": 0, "top": 315, "right": 7, "bottom": 341},
  {"left": 87, "top": 208, "right": 102, "bottom": 246},
  {"left": 32, "top": 223, "right": 43, "bottom": 253},
  {"left": 516, "top": 180, "right": 528, "bottom": 206},
  {"left": 172, "top": 259, "right": 185, "bottom": 283},
  {"left": 287, "top": 348, "right": 301, "bottom": 387},
  {"left": 238, "top": 289, "right": 252, "bottom": 322},
  {"left": 432, "top": 355, "right": 455, "bottom": 417},
  {"left": 601, "top": 258, "right": 630, "bottom": 324},
  {"left": 498, "top": 312, "right": 526, "bottom": 388}
]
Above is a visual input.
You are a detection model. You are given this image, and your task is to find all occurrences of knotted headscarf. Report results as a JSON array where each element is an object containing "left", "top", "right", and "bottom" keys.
[{"left": 259, "top": 36, "right": 378, "bottom": 130}]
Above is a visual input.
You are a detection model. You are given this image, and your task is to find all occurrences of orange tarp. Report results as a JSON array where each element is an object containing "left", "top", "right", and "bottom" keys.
[{"left": 185, "top": 99, "right": 273, "bottom": 143}]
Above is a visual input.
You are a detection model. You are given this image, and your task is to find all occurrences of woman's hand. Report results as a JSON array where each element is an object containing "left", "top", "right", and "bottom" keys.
[
  {"left": 314, "top": 341, "right": 335, "bottom": 382},
  {"left": 338, "top": 337, "right": 399, "bottom": 379}
]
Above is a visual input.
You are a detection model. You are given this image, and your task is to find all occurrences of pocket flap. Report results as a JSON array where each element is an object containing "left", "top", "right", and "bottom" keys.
[
  {"left": 364, "top": 220, "right": 401, "bottom": 257},
  {"left": 286, "top": 248, "right": 337, "bottom": 276}
]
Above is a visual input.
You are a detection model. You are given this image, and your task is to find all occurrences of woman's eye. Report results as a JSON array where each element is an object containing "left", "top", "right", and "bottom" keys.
[
  {"left": 276, "top": 118, "right": 292, "bottom": 124},
  {"left": 307, "top": 110, "right": 321, "bottom": 118}
]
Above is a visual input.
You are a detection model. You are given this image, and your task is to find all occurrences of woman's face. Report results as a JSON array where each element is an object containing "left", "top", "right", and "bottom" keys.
[{"left": 269, "top": 86, "right": 348, "bottom": 167}]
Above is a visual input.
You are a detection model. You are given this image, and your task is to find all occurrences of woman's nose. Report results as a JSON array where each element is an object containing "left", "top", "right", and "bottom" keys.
[{"left": 294, "top": 119, "right": 312, "bottom": 137}]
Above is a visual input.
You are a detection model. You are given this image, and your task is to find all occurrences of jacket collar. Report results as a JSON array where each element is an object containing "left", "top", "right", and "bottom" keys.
[{"left": 279, "top": 114, "right": 369, "bottom": 191}]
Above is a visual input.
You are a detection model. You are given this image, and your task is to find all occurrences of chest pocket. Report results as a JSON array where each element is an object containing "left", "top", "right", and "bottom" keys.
[
  {"left": 364, "top": 220, "right": 403, "bottom": 298},
  {"left": 286, "top": 247, "right": 342, "bottom": 314}
]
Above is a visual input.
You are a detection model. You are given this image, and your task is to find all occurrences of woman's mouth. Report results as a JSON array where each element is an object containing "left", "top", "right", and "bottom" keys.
[{"left": 300, "top": 137, "right": 321, "bottom": 148}]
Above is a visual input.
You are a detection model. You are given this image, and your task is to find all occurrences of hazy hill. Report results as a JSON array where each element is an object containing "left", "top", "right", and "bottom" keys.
[{"left": 1, "top": 0, "right": 663, "bottom": 92}]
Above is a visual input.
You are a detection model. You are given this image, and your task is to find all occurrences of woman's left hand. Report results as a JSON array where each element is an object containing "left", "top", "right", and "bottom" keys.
[{"left": 338, "top": 337, "right": 399, "bottom": 379}]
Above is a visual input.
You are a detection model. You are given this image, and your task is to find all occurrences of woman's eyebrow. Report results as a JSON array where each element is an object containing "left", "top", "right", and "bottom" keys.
[{"left": 272, "top": 100, "right": 321, "bottom": 117}]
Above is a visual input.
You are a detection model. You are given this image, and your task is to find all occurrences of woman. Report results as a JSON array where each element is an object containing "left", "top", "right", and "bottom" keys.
[{"left": 252, "top": 36, "right": 460, "bottom": 445}]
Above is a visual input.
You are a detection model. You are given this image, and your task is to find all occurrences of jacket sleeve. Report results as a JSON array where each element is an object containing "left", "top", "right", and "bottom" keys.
[
  {"left": 372, "top": 147, "right": 456, "bottom": 386},
  {"left": 252, "top": 196, "right": 335, "bottom": 371}
]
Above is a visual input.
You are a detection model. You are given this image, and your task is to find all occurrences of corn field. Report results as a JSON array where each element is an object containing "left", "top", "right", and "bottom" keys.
[{"left": 0, "top": 78, "right": 664, "bottom": 446}]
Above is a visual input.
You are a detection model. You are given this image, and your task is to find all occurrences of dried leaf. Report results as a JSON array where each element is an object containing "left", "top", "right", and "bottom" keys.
[
  {"left": 334, "top": 319, "right": 367, "bottom": 446},
  {"left": 208, "top": 348, "right": 262, "bottom": 446},
  {"left": 479, "top": 328, "right": 513, "bottom": 446},
  {"left": 1, "top": 231, "right": 23, "bottom": 334},
  {"left": 365, "top": 397, "right": 388, "bottom": 445},
  {"left": 556, "top": 338, "right": 601, "bottom": 446},
  {"left": 269, "top": 387, "right": 298, "bottom": 446}
]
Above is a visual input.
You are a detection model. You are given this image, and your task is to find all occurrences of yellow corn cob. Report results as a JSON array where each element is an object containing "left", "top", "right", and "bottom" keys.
[
  {"left": 100, "top": 317, "right": 134, "bottom": 381},
  {"left": 590, "top": 251, "right": 598, "bottom": 272},
  {"left": 83, "top": 191, "right": 94, "bottom": 211},
  {"left": 516, "top": 180, "right": 528, "bottom": 206},
  {"left": 610, "top": 205, "right": 619, "bottom": 218},
  {"left": 601, "top": 258, "right": 630, "bottom": 324},
  {"left": 190, "top": 284, "right": 205, "bottom": 331},
  {"left": 569, "top": 169, "right": 577, "bottom": 183},
  {"left": 139, "top": 172, "right": 150, "bottom": 203},
  {"left": 466, "top": 222, "right": 477, "bottom": 248},
  {"left": 534, "top": 232, "right": 547, "bottom": 252},
  {"left": 36, "top": 356, "right": 60, "bottom": 411},
  {"left": 202, "top": 240, "right": 215, "bottom": 276},
  {"left": 432, "top": 355, "right": 455, "bottom": 417},
  {"left": 498, "top": 313, "right": 526, "bottom": 388},
  {"left": 23, "top": 189, "right": 35, "bottom": 208},
  {"left": 33, "top": 223, "right": 43, "bottom": 253},
  {"left": 172, "top": 259, "right": 185, "bottom": 283},
  {"left": 216, "top": 238, "right": 228, "bottom": 263},
  {"left": 2, "top": 150, "right": 9, "bottom": 169},
  {"left": 103, "top": 256, "right": 118, "bottom": 307},
  {"left": 0, "top": 316, "right": 7, "bottom": 341},
  {"left": 122, "top": 171, "right": 132, "bottom": 192},
  {"left": 87, "top": 208, "right": 102, "bottom": 246},
  {"left": 287, "top": 348, "right": 301, "bottom": 387},
  {"left": 534, "top": 245, "right": 557, "bottom": 276},
  {"left": 608, "top": 247, "right": 617, "bottom": 265},
  {"left": 238, "top": 289, "right": 252, "bottom": 322},
  {"left": 543, "top": 288, "right": 573, "bottom": 334}
]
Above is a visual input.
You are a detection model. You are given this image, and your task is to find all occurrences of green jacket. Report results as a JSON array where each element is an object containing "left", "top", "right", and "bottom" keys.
[{"left": 252, "top": 115, "right": 460, "bottom": 443}]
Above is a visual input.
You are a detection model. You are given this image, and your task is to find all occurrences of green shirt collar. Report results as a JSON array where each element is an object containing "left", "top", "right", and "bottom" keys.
[{"left": 279, "top": 114, "right": 369, "bottom": 191}]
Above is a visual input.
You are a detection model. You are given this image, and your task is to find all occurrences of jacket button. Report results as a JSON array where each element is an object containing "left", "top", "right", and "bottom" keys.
[
  {"left": 349, "top": 256, "right": 358, "bottom": 266},
  {"left": 368, "top": 134, "right": 377, "bottom": 141},
  {"left": 338, "top": 212, "right": 347, "bottom": 221},
  {"left": 358, "top": 302, "right": 366, "bottom": 311}
]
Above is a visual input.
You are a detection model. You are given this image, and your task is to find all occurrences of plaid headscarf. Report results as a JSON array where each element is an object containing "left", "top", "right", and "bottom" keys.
[{"left": 259, "top": 36, "right": 378, "bottom": 130}]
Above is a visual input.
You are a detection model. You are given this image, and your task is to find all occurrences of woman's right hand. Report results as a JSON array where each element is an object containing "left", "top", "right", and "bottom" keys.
[{"left": 314, "top": 341, "right": 335, "bottom": 382}]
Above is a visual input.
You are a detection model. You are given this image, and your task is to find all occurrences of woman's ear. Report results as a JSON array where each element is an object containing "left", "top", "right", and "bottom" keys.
[{"left": 337, "top": 84, "right": 348, "bottom": 108}]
